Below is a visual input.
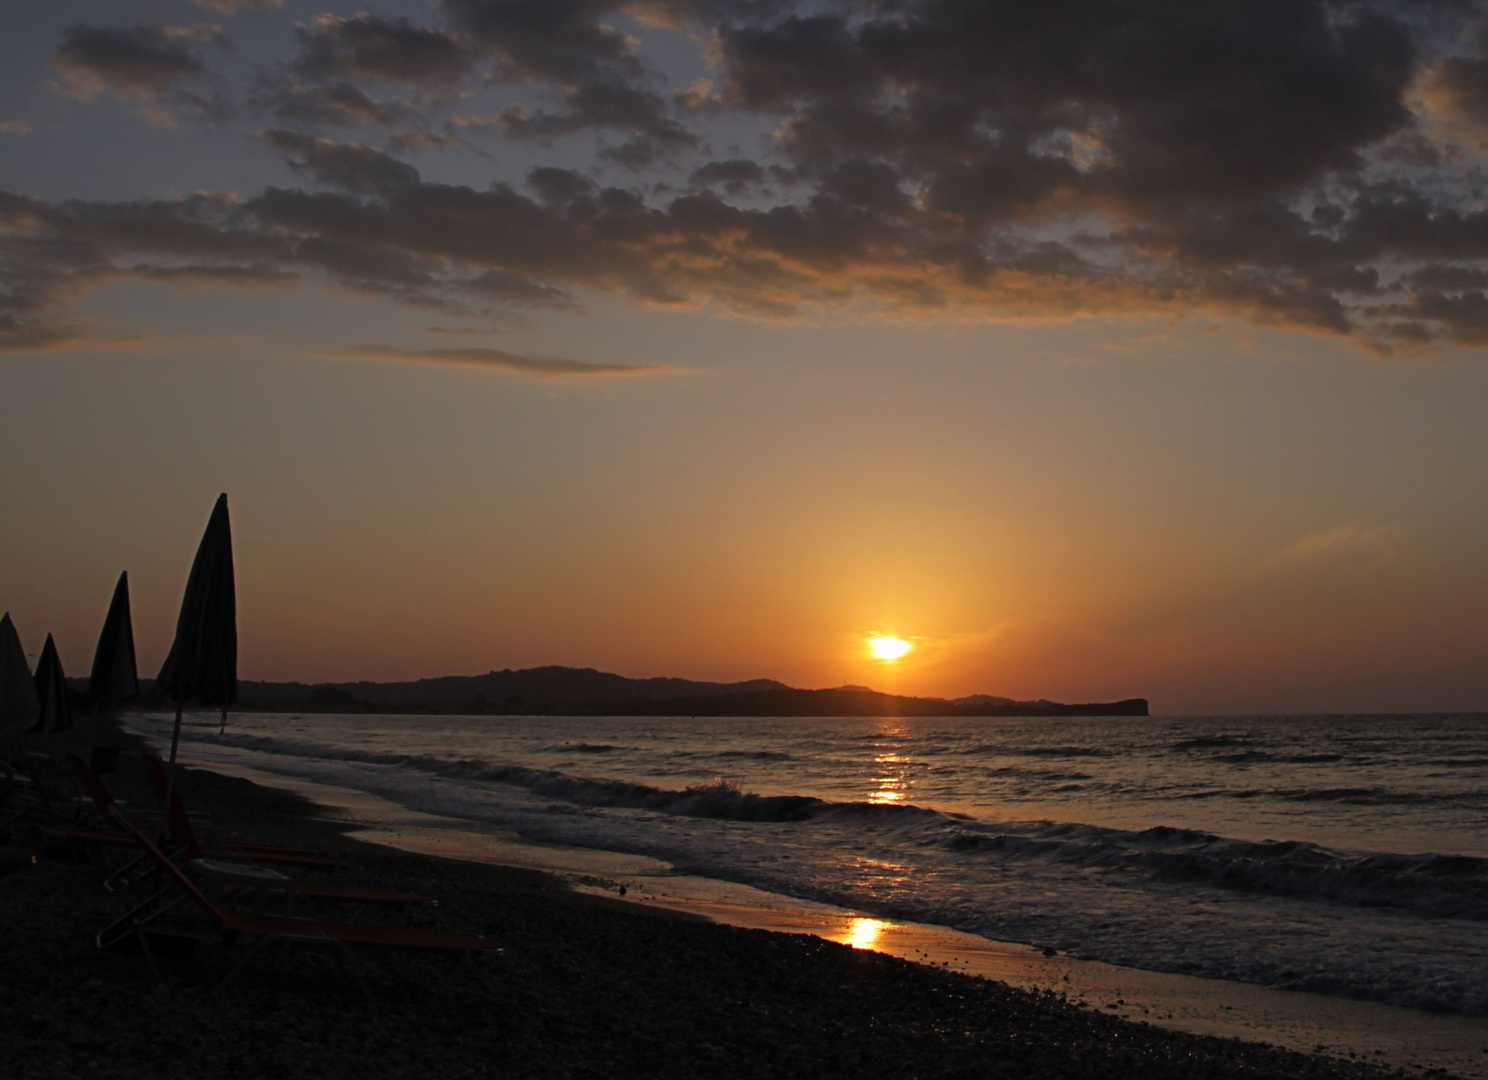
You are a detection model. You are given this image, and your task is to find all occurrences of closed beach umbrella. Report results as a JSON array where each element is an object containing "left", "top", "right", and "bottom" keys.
[
  {"left": 156, "top": 493, "right": 237, "bottom": 762},
  {"left": 0, "top": 613, "right": 40, "bottom": 730},
  {"left": 31, "top": 634, "right": 73, "bottom": 734},
  {"left": 89, "top": 572, "right": 139, "bottom": 706}
]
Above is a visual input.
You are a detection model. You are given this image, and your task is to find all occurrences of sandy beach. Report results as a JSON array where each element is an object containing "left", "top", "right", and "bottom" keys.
[{"left": 0, "top": 730, "right": 1427, "bottom": 1080}]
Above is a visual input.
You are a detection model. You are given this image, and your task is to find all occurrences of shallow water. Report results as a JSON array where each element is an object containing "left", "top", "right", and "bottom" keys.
[{"left": 130, "top": 711, "right": 1488, "bottom": 1015}]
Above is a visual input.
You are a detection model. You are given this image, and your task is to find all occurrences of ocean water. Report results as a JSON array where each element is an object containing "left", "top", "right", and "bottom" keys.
[{"left": 131, "top": 711, "right": 1488, "bottom": 1014}]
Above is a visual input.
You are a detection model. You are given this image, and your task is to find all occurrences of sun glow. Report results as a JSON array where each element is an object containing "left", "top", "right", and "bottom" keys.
[
  {"left": 867, "top": 636, "right": 912, "bottom": 661},
  {"left": 844, "top": 917, "right": 887, "bottom": 951}
]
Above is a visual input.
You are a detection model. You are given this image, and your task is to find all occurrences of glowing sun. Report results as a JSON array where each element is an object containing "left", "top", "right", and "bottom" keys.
[{"left": 867, "top": 636, "right": 913, "bottom": 661}]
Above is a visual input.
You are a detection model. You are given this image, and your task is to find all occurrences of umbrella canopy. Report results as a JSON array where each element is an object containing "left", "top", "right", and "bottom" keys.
[
  {"left": 31, "top": 633, "right": 73, "bottom": 734},
  {"left": 0, "top": 612, "right": 40, "bottom": 730},
  {"left": 89, "top": 571, "right": 139, "bottom": 705},
  {"left": 156, "top": 493, "right": 237, "bottom": 707}
]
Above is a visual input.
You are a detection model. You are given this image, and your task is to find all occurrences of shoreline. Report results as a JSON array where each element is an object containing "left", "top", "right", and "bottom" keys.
[
  {"left": 158, "top": 739, "right": 1488, "bottom": 1078},
  {"left": 4, "top": 717, "right": 1479, "bottom": 1078}
]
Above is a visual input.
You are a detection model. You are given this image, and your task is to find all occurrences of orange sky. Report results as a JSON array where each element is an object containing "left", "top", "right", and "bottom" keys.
[
  {"left": 4, "top": 307, "right": 1486, "bottom": 714},
  {"left": 4, "top": 2, "right": 1488, "bottom": 713}
]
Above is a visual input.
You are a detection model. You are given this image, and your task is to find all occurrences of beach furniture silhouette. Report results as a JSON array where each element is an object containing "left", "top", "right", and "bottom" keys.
[
  {"left": 104, "top": 754, "right": 423, "bottom": 915},
  {"left": 140, "top": 752, "right": 348, "bottom": 872},
  {"left": 70, "top": 757, "right": 496, "bottom": 989},
  {"left": 3, "top": 750, "right": 101, "bottom": 834},
  {"left": 0, "top": 612, "right": 40, "bottom": 732},
  {"left": 30, "top": 634, "right": 72, "bottom": 736},
  {"left": 87, "top": 572, "right": 138, "bottom": 774},
  {"left": 88, "top": 573, "right": 139, "bottom": 707},
  {"left": 157, "top": 493, "right": 237, "bottom": 763}
]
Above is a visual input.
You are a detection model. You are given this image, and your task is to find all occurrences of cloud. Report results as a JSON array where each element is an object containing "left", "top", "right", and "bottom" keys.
[
  {"left": 331, "top": 344, "right": 673, "bottom": 378},
  {"left": 188, "top": 0, "right": 283, "bottom": 13},
  {"left": 16, "top": 2, "right": 1488, "bottom": 352},
  {"left": 0, "top": 317, "right": 95, "bottom": 355},
  {"left": 291, "top": 14, "right": 476, "bottom": 87},
  {"left": 0, "top": 121, "right": 30, "bottom": 136},
  {"left": 690, "top": 159, "right": 777, "bottom": 194},
  {"left": 490, "top": 82, "right": 697, "bottom": 155},
  {"left": 255, "top": 78, "right": 410, "bottom": 127},
  {"left": 257, "top": 130, "right": 422, "bottom": 195},
  {"left": 253, "top": 13, "right": 473, "bottom": 131},
  {"left": 1262, "top": 524, "right": 1406, "bottom": 570},
  {"left": 442, "top": 0, "right": 646, "bottom": 86},
  {"left": 51, "top": 23, "right": 233, "bottom": 123}
]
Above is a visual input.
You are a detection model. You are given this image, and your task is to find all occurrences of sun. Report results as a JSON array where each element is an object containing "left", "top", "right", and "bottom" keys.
[{"left": 867, "top": 636, "right": 913, "bottom": 661}]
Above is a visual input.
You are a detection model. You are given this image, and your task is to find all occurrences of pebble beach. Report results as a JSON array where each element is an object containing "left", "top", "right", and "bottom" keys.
[{"left": 0, "top": 733, "right": 1418, "bottom": 1080}]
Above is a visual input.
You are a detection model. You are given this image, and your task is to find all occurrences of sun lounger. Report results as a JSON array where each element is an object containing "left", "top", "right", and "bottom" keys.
[
  {"left": 69, "top": 756, "right": 497, "bottom": 988},
  {"left": 70, "top": 758, "right": 425, "bottom": 913},
  {"left": 141, "top": 754, "right": 349, "bottom": 872}
]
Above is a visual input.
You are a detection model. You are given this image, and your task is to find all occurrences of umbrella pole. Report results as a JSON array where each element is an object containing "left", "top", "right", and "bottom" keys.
[
  {"left": 168, "top": 698, "right": 184, "bottom": 764},
  {"left": 88, "top": 699, "right": 102, "bottom": 773},
  {"left": 161, "top": 696, "right": 185, "bottom": 848},
  {"left": 219, "top": 702, "right": 227, "bottom": 736}
]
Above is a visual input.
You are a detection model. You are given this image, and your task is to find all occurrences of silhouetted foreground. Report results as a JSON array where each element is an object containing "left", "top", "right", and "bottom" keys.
[
  {"left": 1, "top": 752, "right": 1396, "bottom": 1080},
  {"left": 86, "top": 665, "right": 1149, "bottom": 717}
]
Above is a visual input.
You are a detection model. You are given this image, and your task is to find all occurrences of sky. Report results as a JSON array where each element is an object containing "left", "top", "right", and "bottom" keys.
[{"left": 2, "top": 0, "right": 1488, "bottom": 714}]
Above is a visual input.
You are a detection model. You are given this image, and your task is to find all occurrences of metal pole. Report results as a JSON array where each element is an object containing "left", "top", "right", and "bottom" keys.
[
  {"left": 162, "top": 695, "right": 184, "bottom": 849},
  {"left": 218, "top": 655, "right": 228, "bottom": 736},
  {"left": 168, "top": 698, "right": 184, "bottom": 764}
]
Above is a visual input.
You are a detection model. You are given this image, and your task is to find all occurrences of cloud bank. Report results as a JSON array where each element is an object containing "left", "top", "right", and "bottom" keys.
[{"left": 11, "top": 1, "right": 1488, "bottom": 353}]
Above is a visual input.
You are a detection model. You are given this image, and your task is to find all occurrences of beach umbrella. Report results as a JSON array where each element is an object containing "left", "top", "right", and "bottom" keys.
[
  {"left": 156, "top": 493, "right": 237, "bottom": 762},
  {"left": 89, "top": 572, "right": 139, "bottom": 706},
  {"left": 30, "top": 634, "right": 73, "bottom": 734},
  {"left": 0, "top": 612, "right": 39, "bottom": 731}
]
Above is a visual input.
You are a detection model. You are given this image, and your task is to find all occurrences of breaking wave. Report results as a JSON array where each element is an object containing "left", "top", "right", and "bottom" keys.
[{"left": 131, "top": 710, "right": 1488, "bottom": 1015}]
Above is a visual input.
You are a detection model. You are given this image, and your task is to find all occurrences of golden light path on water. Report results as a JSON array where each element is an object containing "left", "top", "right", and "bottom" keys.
[
  {"left": 869, "top": 722, "right": 910, "bottom": 803},
  {"left": 845, "top": 917, "right": 887, "bottom": 951}
]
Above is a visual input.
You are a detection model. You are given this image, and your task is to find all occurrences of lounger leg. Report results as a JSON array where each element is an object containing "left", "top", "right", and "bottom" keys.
[
  {"left": 220, "top": 937, "right": 272, "bottom": 989},
  {"left": 103, "top": 850, "right": 153, "bottom": 893},
  {"left": 96, "top": 888, "right": 183, "bottom": 950}
]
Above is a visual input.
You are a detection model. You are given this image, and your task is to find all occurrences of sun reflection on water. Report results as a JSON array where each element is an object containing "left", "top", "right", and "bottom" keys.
[
  {"left": 844, "top": 917, "right": 886, "bottom": 950},
  {"left": 869, "top": 724, "right": 911, "bottom": 803}
]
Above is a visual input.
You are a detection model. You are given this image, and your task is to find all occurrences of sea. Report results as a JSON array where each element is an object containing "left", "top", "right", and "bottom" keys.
[{"left": 127, "top": 710, "right": 1488, "bottom": 1017}]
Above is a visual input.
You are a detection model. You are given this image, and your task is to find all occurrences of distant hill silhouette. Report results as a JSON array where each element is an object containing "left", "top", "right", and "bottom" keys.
[
  {"left": 152, "top": 665, "right": 1149, "bottom": 717},
  {"left": 230, "top": 667, "right": 789, "bottom": 712},
  {"left": 610, "top": 687, "right": 1148, "bottom": 718}
]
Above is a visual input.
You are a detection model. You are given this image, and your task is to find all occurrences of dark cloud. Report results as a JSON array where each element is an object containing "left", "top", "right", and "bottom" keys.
[
  {"left": 690, "top": 159, "right": 767, "bottom": 194},
  {"left": 293, "top": 15, "right": 475, "bottom": 86},
  {"left": 1400, "top": 288, "right": 1488, "bottom": 344},
  {"left": 442, "top": 0, "right": 643, "bottom": 85},
  {"left": 715, "top": 1, "right": 1417, "bottom": 206},
  {"left": 257, "top": 130, "right": 421, "bottom": 195},
  {"left": 527, "top": 166, "right": 596, "bottom": 207},
  {"left": 257, "top": 78, "right": 410, "bottom": 127},
  {"left": 17, "top": 1, "right": 1488, "bottom": 352},
  {"left": 332, "top": 343, "right": 672, "bottom": 377},
  {"left": 494, "top": 82, "right": 695, "bottom": 148},
  {"left": 189, "top": 0, "right": 283, "bottom": 13},
  {"left": 51, "top": 23, "right": 235, "bottom": 123},
  {"left": 53, "top": 24, "right": 209, "bottom": 100},
  {"left": 1408, "top": 264, "right": 1488, "bottom": 291},
  {"left": 388, "top": 129, "right": 467, "bottom": 152}
]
